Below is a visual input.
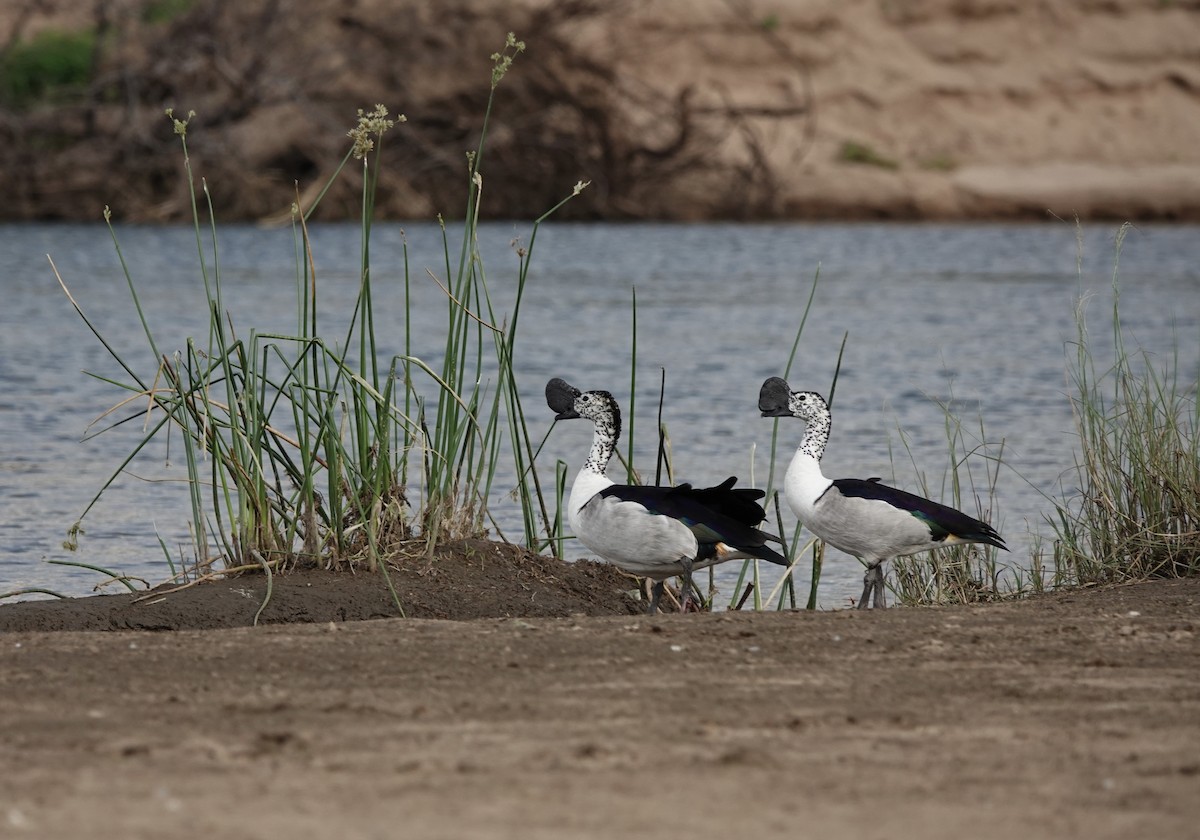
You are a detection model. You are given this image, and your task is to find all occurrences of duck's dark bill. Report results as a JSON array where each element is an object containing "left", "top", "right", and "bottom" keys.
[
  {"left": 758, "top": 377, "right": 792, "bottom": 416},
  {"left": 545, "top": 377, "right": 582, "bottom": 417}
]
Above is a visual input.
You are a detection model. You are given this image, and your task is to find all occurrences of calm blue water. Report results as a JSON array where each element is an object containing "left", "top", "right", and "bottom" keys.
[{"left": 2, "top": 221, "right": 1197, "bottom": 607}]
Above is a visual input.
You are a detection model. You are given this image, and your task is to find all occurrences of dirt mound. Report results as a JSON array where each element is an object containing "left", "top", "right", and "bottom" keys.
[{"left": 0, "top": 539, "right": 643, "bottom": 632}]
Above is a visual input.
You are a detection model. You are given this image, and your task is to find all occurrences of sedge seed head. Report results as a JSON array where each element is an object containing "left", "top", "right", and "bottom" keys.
[
  {"left": 490, "top": 32, "right": 526, "bottom": 88},
  {"left": 165, "top": 107, "right": 196, "bottom": 137},
  {"left": 348, "top": 104, "right": 405, "bottom": 159}
]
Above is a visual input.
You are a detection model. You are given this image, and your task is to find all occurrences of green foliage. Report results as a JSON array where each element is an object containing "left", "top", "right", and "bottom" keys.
[
  {"left": 838, "top": 140, "right": 899, "bottom": 170},
  {"left": 141, "top": 0, "right": 194, "bottom": 24},
  {"left": 0, "top": 28, "right": 95, "bottom": 109},
  {"left": 1049, "top": 225, "right": 1200, "bottom": 584},
  {"left": 918, "top": 154, "right": 958, "bottom": 172}
]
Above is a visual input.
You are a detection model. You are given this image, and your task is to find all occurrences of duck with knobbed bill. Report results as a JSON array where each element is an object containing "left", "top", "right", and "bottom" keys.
[
  {"left": 758, "top": 376, "right": 1007, "bottom": 609},
  {"left": 546, "top": 377, "right": 788, "bottom": 614}
]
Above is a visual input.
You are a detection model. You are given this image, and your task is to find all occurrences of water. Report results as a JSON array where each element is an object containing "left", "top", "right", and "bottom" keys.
[{"left": 2, "top": 221, "right": 1197, "bottom": 607}]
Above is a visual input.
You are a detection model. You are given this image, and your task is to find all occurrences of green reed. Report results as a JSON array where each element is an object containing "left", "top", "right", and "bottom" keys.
[
  {"left": 889, "top": 393, "right": 1009, "bottom": 606},
  {"left": 1048, "top": 224, "right": 1199, "bottom": 584},
  {"left": 55, "top": 33, "right": 586, "bottom": 605}
]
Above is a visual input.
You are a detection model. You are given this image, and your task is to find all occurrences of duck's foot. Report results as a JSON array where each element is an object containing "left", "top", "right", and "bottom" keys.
[
  {"left": 647, "top": 579, "right": 665, "bottom": 615},
  {"left": 856, "top": 567, "right": 873, "bottom": 609},
  {"left": 678, "top": 558, "right": 697, "bottom": 613},
  {"left": 857, "top": 564, "right": 887, "bottom": 610}
]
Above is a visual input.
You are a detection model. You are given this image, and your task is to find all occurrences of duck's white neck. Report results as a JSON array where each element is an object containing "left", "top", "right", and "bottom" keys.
[
  {"left": 798, "top": 404, "right": 831, "bottom": 463},
  {"left": 784, "top": 404, "right": 833, "bottom": 508},
  {"left": 569, "top": 408, "right": 618, "bottom": 525},
  {"left": 584, "top": 409, "right": 619, "bottom": 476}
]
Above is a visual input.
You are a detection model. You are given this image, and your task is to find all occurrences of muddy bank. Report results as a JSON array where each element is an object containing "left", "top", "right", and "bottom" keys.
[
  {"left": 0, "top": 540, "right": 644, "bottom": 631},
  {"left": 3, "top": 0, "right": 1199, "bottom": 223}
]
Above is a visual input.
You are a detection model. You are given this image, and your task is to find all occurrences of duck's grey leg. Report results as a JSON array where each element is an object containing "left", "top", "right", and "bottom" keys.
[
  {"left": 648, "top": 579, "right": 666, "bottom": 614},
  {"left": 872, "top": 564, "right": 888, "bottom": 609},
  {"left": 856, "top": 565, "right": 875, "bottom": 610},
  {"left": 678, "top": 557, "right": 697, "bottom": 613}
]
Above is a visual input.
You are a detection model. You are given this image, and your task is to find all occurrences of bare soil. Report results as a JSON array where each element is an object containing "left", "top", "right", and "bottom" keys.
[
  {"left": 2, "top": 545, "right": 1198, "bottom": 839},
  {"left": 0, "top": 540, "right": 644, "bottom": 632}
]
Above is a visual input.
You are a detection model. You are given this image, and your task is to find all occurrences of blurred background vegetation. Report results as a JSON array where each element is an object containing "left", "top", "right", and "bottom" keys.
[{"left": 1, "top": 0, "right": 1198, "bottom": 222}]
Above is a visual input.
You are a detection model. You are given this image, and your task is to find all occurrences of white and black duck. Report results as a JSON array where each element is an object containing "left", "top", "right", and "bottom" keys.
[
  {"left": 758, "top": 376, "right": 1006, "bottom": 609},
  {"left": 546, "top": 377, "right": 787, "bottom": 613}
]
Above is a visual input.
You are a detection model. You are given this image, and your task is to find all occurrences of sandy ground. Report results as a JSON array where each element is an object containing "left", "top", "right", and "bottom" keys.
[{"left": 3, "top": 574, "right": 1198, "bottom": 839}]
